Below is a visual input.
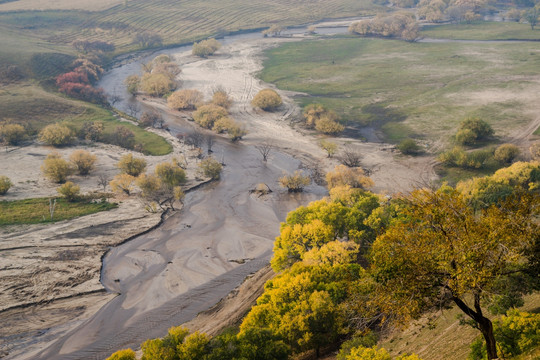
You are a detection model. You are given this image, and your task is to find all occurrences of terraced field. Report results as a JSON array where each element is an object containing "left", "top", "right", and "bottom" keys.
[{"left": 0, "top": 0, "right": 380, "bottom": 55}]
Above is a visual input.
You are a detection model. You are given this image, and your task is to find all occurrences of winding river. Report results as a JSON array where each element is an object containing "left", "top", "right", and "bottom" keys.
[{"left": 34, "top": 25, "right": 347, "bottom": 360}]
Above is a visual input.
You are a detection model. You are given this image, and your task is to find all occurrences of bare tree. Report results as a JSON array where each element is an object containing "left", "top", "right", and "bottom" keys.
[
  {"left": 255, "top": 141, "right": 274, "bottom": 162},
  {"left": 338, "top": 149, "right": 362, "bottom": 167},
  {"left": 205, "top": 134, "right": 214, "bottom": 153},
  {"left": 185, "top": 130, "right": 204, "bottom": 149},
  {"left": 98, "top": 174, "right": 109, "bottom": 191},
  {"left": 108, "top": 91, "right": 122, "bottom": 107},
  {"left": 126, "top": 102, "right": 140, "bottom": 118}
]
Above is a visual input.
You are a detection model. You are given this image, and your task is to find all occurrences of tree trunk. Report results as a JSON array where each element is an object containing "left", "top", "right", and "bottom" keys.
[{"left": 478, "top": 317, "right": 498, "bottom": 360}]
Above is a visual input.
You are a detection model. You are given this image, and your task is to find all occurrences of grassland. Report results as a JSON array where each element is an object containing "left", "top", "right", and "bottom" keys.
[
  {"left": 259, "top": 37, "right": 540, "bottom": 144},
  {"left": 420, "top": 21, "right": 540, "bottom": 40},
  {"left": 0, "top": 197, "right": 117, "bottom": 225},
  {"left": 0, "top": 84, "right": 173, "bottom": 155}
]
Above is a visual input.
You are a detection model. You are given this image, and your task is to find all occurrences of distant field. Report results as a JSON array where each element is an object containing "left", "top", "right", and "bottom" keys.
[
  {"left": 0, "top": 84, "right": 173, "bottom": 155},
  {"left": 259, "top": 37, "right": 540, "bottom": 144},
  {"left": 0, "top": 0, "right": 380, "bottom": 55},
  {"left": 421, "top": 21, "right": 540, "bottom": 40},
  {"left": 0, "top": 0, "right": 122, "bottom": 11}
]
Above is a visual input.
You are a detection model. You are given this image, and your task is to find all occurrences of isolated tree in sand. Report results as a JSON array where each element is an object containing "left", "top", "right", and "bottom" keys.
[
  {"left": 192, "top": 38, "right": 221, "bottom": 58},
  {"left": 168, "top": 89, "right": 204, "bottom": 110},
  {"left": 318, "top": 139, "right": 338, "bottom": 158},
  {"left": 39, "top": 124, "right": 76, "bottom": 147},
  {"left": 70, "top": 150, "right": 97, "bottom": 175},
  {"left": 211, "top": 88, "right": 233, "bottom": 109},
  {"left": 279, "top": 170, "right": 310, "bottom": 192},
  {"left": 0, "top": 123, "right": 26, "bottom": 146},
  {"left": 42, "top": 152, "right": 73, "bottom": 183},
  {"left": 251, "top": 89, "right": 282, "bottom": 111},
  {"left": 193, "top": 104, "right": 229, "bottom": 129},
  {"left": 0, "top": 175, "right": 12, "bottom": 195},
  {"left": 255, "top": 141, "right": 274, "bottom": 162},
  {"left": 110, "top": 173, "right": 136, "bottom": 195},
  {"left": 139, "top": 73, "right": 175, "bottom": 97},
  {"left": 198, "top": 157, "right": 223, "bottom": 179},
  {"left": 117, "top": 154, "right": 147, "bottom": 177}
]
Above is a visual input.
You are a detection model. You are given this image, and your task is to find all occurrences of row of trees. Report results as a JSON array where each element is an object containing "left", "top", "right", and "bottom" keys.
[
  {"left": 349, "top": 12, "right": 419, "bottom": 41},
  {"left": 108, "top": 159, "right": 539, "bottom": 360}
]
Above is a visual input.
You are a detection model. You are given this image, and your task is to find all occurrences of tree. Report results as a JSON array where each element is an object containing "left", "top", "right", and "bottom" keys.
[
  {"left": 227, "top": 122, "right": 247, "bottom": 142},
  {"left": 110, "top": 173, "right": 136, "bottom": 195},
  {"left": 456, "top": 117, "right": 494, "bottom": 145},
  {"left": 117, "top": 153, "right": 147, "bottom": 176},
  {"left": 494, "top": 143, "right": 520, "bottom": 164},
  {"left": 198, "top": 157, "right": 223, "bottom": 180},
  {"left": 106, "top": 349, "right": 136, "bottom": 360},
  {"left": 211, "top": 89, "right": 232, "bottom": 109},
  {"left": 110, "top": 126, "right": 135, "bottom": 149},
  {"left": 125, "top": 75, "right": 140, "bottom": 95},
  {"left": 326, "top": 165, "right": 373, "bottom": 190},
  {"left": 193, "top": 104, "right": 229, "bottom": 129},
  {"left": 262, "top": 25, "right": 284, "bottom": 37},
  {"left": 315, "top": 115, "right": 344, "bottom": 135},
  {"left": 80, "top": 121, "right": 104, "bottom": 141},
  {"left": 522, "top": 7, "right": 539, "bottom": 30},
  {"left": 70, "top": 150, "right": 97, "bottom": 175},
  {"left": 303, "top": 104, "right": 328, "bottom": 128},
  {"left": 137, "top": 172, "right": 185, "bottom": 211},
  {"left": 57, "top": 181, "right": 80, "bottom": 202},
  {"left": 155, "top": 161, "right": 186, "bottom": 187},
  {"left": 279, "top": 170, "right": 310, "bottom": 192},
  {"left": 371, "top": 187, "right": 539, "bottom": 360},
  {"left": 397, "top": 139, "right": 421, "bottom": 155},
  {"left": 0, "top": 123, "right": 26, "bottom": 146},
  {"left": 39, "top": 124, "right": 76, "bottom": 147},
  {"left": 140, "top": 110, "right": 164, "bottom": 128},
  {"left": 133, "top": 32, "right": 162, "bottom": 48},
  {"left": 168, "top": 89, "right": 204, "bottom": 110},
  {"left": 255, "top": 141, "right": 274, "bottom": 162},
  {"left": 251, "top": 89, "right": 282, "bottom": 111},
  {"left": 318, "top": 139, "right": 338, "bottom": 158},
  {"left": 0, "top": 175, "right": 12, "bottom": 195},
  {"left": 42, "top": 152, "right": 73, "bottom": 183},
  {"left": 192, "top": 38, "right": 222, "bottom": 57},
  {"left": 139, "top": 73, "right": 176, "bottom": 97},
  {"left": 339, "top": 149, "right": 362, "bottom": 167}
]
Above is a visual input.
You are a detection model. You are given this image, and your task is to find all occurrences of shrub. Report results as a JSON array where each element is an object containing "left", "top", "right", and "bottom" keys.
[
  {"left": 110, "top": 173, "right": 136, "bottom": 195},
  {"left": 109, "top": 126, "right": 135, "bottom": 149},
  {"left": 0, "top": 176, "right": 12, "bottom": 195},
  {"left": 457, "top": 117, "right": 494, "bottom": 144},
  {"left": 339, "top": 149, "right": 363, "bottom": 167},
  {"left": 80, "top": 121, "right": 104, "bottom": 141},
  {"left": 198, "top": 157, "right": 222, "bottom": 180},
  {"left": 70, "top": 150, "right": 97, "bottom": 175},
  {"left": 106, "top": 349, "right": 136, "bottom": 360},
  {"left": 337, "top": 332, "right": 378, "bottom": 360},
  {"left": 315, "top": 115, "right": 344, "bottom": 135},
  {"left": 117, "top": 154, "right": 147, "bottom": 176},
  {"left": 42, "top": 152, "right": 73, "bottom": 183},
  {"left": 303, "top": 104, "right": 338, "bottom": 129},
  {"left": 139, "top": 73, "right": 176, "bottom": 97},
  {"left": 140, "top": 111, "right": 164, "bottom": 128},
  {"left": 326, "top": 164, "right": 373, "bottom": 190},
  {"left": 494, "top": 144, "right": 520, "bottom": 164},
  {"left": 212, "top": 116, "right": 235, "bottom": 133},
  {"left": 192, "top": 38, "right": 221, "bottom": 57},
  {"left": 151, "top": 62, "right": 181, "bottom": 81},
  {"left": 227, "top": 122, "right": 247, "bottom": 142},
  {"left": 439, "top": 147, "right": 493, "bottom": 169},
  {"left": 155, "top": 161, "right": 186, "bottom": 186},
  {"left": 0, "top": 123, "right": 26, "bottom": 145},
  {"left": 398, "top": 139, "right": 421, "bottom": 155},
  {"left": 125, "top": 75, "right": 140, "bottom": 95},
  {"left": 39, "top": 124, "right": 76, "bottom": 147},
  {"left": 349, "top": 12, "right": 419, "bottom": 40},
  {"left": 193, "top": 104, "right": 228, "bottom": 129},
  {"left": 58, "top": 82, "right": 106, "bottom": 104},
  {"left": 168, "top": 89, "right": 204, "bottom": 110},
  {"left": 251, "top": 89, "right": 282, "bottom": 111},
  {"left": 319, "top": 139, "right": 338, "bottom": 158},
  {"left": 57, "top": 181, "right": 80, "bottom": 202},
  {"left": 212, "top": 90, "right": 232, "bottom": 109},
  {"left": 56, "top": 71, "right": 89, "bottom": 87},
  {"left": 279, "top": 170, "right": 311, "bottom": 192},
  {"left": 455, "top": 128, "right": 477, "bottom": 146}
]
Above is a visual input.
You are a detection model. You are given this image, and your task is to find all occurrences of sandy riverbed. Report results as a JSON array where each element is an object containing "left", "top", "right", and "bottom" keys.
[{"left": 0, "top": 31, "right": 442, "bottom": 359}]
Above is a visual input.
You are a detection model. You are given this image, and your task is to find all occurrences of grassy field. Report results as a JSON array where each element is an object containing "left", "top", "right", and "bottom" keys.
[
  {"left": 0, "top": 84, "right": 173, "bottom": 155},
  {"left": 0, "top": 197, "right": 117, "bottom": 225},
  {"left": 259, "top": 37, "right": 540, "bottom": 144},
  {"left": 421, "top": 21, "right": 540, "bottom": 40}
]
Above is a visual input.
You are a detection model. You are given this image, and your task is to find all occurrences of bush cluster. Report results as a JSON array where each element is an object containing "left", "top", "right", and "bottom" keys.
[
  {"left": 192, "top": 38, "right": 221, "bottom": 57},
  {"left": 251, "top": 89, "right": 282, "bottom": 112},
  {"left": 303, "top": 104, "right": 344, "bottom": 135},
  {"left": 349, "top": 12, "right": 419, "bottom": 41}
]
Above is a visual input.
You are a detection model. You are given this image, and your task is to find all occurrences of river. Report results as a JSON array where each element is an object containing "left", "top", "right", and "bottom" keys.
[{"left": 33, "top": 23, "right": 348, "bottom": 360}]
